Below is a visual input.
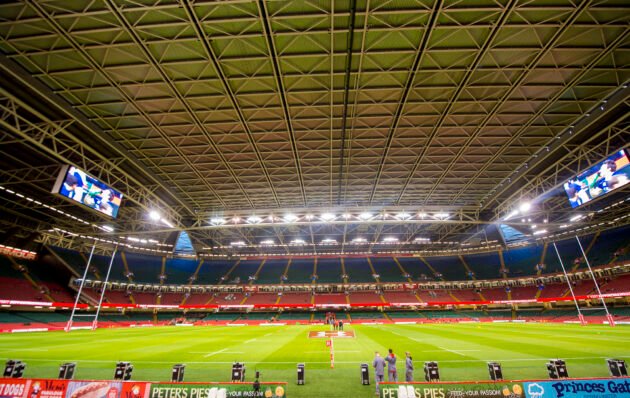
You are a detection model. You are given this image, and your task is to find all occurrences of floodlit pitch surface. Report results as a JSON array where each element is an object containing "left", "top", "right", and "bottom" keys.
[{"left": 1, "top": 323, "right": 629, "bottom": 397}]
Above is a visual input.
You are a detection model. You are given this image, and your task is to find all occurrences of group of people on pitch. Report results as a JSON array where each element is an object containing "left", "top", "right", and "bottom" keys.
[{"left": 372, "top": 349, "right": 413, "bottom": 394}]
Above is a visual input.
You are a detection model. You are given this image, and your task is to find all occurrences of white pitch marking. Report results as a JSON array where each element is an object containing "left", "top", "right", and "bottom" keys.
[
  {"left": 436, "top": 346, "right": 467, "bottom": 356},
  {"left": 11, "top": 356, "right": 613, "bottom": 365},
  {"left": 203, "top": 348, "right": 229, "bottom": 357}
]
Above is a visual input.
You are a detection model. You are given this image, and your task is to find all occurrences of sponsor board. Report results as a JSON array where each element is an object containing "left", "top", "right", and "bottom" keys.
[
  {"left": 523, "top": 379, "right": 630, "bottom": 398},
  {"left": 3, "top": 380, "right": 286, "bottom": 398},
  {"left": 150, "top": 382, "right": 287, "bottom": 398},
  {"left": 380, "top": 381, "right": 524, "bottom": 398},
  {"left": 0, "top": 379, "right": 30, "bottom": 398},
  {"left": 307, "top": 331, "right": 355, "bottom": 338},
  {"left": 380, "top": 379, "right": 630, "bottom": 398}
]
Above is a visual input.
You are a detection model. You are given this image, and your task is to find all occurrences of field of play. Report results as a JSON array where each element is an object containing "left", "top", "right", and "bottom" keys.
[{"left": 1, "top": 323, "right": 628, "bottom": 398}]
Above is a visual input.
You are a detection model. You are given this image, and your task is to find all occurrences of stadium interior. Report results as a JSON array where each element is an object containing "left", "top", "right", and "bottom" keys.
[{"left": 0, "top": 0, "right": 629, "bottom": 397}]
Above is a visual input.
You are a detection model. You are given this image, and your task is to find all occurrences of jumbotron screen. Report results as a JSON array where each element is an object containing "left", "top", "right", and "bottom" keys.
[
  {"left": 52, "top": 165, "right": 123, "bottom": 218},
  {"left": 563, "top": 149, "right": 630, "bottom": 208}
]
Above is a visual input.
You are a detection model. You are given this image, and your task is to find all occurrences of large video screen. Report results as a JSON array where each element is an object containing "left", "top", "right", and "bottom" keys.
[
  {"left": 563, "top": 149, "right": 630, "bottom": 208},
  {"left": 52, "top": 165, "right": 123, "bottom": 218}
]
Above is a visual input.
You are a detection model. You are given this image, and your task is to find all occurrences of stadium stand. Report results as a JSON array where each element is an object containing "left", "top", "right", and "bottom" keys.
[
  {"left": 316, "top": 258, "right": 343, "bottom": 283},
  {"left": 285, "top": 258, "right": 314, "bottom": 284},
  {"left": 255, "top": 258, "right": 287, "bottom": 284},
  {"left": 424, "top": 256, "right": 464, "bottom": 281},
  {"left": 370, "top": 257, "right": 404, "bottom": 282},
  {"left": 463, "top": 252, "right": 502, "bottom": 279},
  {"left": 344, "top": 257, "right": 374, "bottom": 283}
]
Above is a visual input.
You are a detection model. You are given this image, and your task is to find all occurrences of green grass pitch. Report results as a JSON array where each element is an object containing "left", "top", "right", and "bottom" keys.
[{"left": 1, "top": 323, "right": 628, "bottom": 397}]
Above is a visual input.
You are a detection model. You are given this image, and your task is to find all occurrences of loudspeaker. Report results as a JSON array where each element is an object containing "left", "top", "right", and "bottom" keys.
[
  {"left": 114, "top": 362, "right": 133, "bottom": 380},
  {"left": 58, "top": 363, "right": 76, "bottom": 380},
  {"left": 297, "top": 363, "right": 305, "bottom": 385},
  {"left": 231, "top": 362, "right": 245, "bottom": 382},
  {"left": 4, "top": 360, "right": 25, "bottom": 378},
  {"left": 360, "top": 363, "right": 370, "bottom": 385},
  {"left": 171, "top": 364, "right": 185, "bottom": 382},
  {"left": 547, "top": 360, "right": 568, "bottom": 379},
  {"left": 424, "top": 361, "right": 439, "bottom": 382},
  {"left": 607, "top": 359, "right": 628, "bottom": 377},
  {"left": 487, "top": 362, "right": 503, "bottom": 381}
]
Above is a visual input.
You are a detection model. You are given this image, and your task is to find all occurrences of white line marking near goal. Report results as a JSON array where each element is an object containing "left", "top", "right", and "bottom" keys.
[
  {"left": 244, "top": 338, "right": 257, "bottom": 343},
  {"left": 424, "top": 349, "right": 480, "bottom": 354},
  {"left": 203, "top": 348, "right": 229, "bottom": 357},
  {"left": 0, "top": 348, "right": 49, "bottom": 352}
]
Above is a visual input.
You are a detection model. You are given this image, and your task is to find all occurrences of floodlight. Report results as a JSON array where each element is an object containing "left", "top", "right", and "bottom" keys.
[
  {"left": 284, "top": 214, "right": 298, "bottom": 222},
  {"left": 395, "top": 212, "right": 411, "bottom": 220},
  {"left": 260, "top": 239, "right": 274, "bottom": 245},
  {"left": 247, "top": 216, "right": 262, "bottom": 224},
  {"left": 291, "top": 239, "right": 306, "bottom": 245},
  {"left": 230, "top": 241, "right": 246, "bottom": 246},
  {"left": 383, "top": 237, "right": 398, "bottom": 243},
  {"left": 519, "top": 202, "right": 531, "bottom": 213},
  {"left": 320, "top": 213, "right": 335, "bottom": 221},
  {"left": 149, "top": 211, "right": 161, "bottom": 221},
  {"left": 210, "top": 217, "right": 226, "bottom": 225},
  {"left": 352, "top": 237, "right": 367, "bottom": 243},
  {"left": 358, "top": 212, "right": 373, "bottom": 220}
]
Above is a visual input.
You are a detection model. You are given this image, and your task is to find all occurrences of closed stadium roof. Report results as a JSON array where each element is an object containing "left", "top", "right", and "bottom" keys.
[{"left": 0, "top": 0, "right": 628, "bottom": 256}]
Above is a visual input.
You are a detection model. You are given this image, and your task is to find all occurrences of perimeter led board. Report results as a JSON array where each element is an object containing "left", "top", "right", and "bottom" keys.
[{"left": 52, "top": 165, "right": 123, "bottom": 218}]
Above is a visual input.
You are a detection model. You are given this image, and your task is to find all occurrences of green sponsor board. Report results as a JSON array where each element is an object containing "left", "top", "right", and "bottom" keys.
[
  {"left": 150, "top": 382, "right": 287, "bottom": 398},
  {"left": 379, "top": 381, "right": 524, "bottom": 398}
]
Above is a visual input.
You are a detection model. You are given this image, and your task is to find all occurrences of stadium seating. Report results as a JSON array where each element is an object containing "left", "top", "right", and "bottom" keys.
[
  {"left": 286, "top": 258, "right": 314, "bottom": 283},
  {"left": 350, "top": 291, "right": 382, "bottom": 304},
  {"left": 344, "top": 258, "right": 374, "bottom": 283},
  {"left": 463, "top": 252, "right": 502, "bottom": 279},
  {"left": 278, "top": 292, "right": 312, "bottom": 305},
  {"left": 424, "top": 256, "right": 464, "bottom": 281},
  {"left": 229, "top": 260, "right": 262, "bottom": 284},
  {"left": 502, "top": 245, "right": 544, "bottom": 276},
  {"left": 164, "top": 258, "right": 198, "bottom": 284},
  {"left": 349, "top": 311, "right": 385, "bottom": 320},
  {"left": 510, "top": 286, "right": 538, "bottom": 300},
  {"left": 245, "top": 293, "right": 278, "bottom": 305},
  {"left": 395, "top": 257, "right": 434, "bottom": 280},
  {"left": 255, "top": 258, "right": 287, "bottom": 284},
  {"left": 314, "top": 293, "right": 347, "bottom": 305},
  {"left": 123, "top": 251, "right": 162, "bottom": 282},
  {"left": 196, "top": 259, "right": 236, "bottom": 285},
  {"left": 316, "top": 258, "right": 343, "bottom": 283},
  {"left": 370, "top": 257, "right": 404, "bottom": 282},
  {"left": 159, "top": 293, "right": 184, "bottom": 305},
  {"left": 382, "top": 290, "right": 421, "bottom": 304}
]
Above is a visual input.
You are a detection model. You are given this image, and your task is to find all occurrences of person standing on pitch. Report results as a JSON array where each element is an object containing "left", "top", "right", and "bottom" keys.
[
  {"left": 373, "top": 351, "right": 386, "bottom": 395},
  {"left": 405, "top": 352, "right": 413, "bottom": 382},
  {"left": 385, "top": 348, "right": 397, "bottom": 382}
]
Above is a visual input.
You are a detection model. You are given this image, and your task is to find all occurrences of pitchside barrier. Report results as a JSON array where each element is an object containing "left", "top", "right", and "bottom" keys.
[
  {"left": 379, "top": 378, "right": 630, "bottom": 398},
  {"left": 0, "top": 378, "right": 288, "bottom": 398}
]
